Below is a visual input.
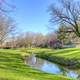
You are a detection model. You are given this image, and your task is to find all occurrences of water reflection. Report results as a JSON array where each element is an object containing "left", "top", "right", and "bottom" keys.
[
  {"left": 41, "top": 61, "right": 63, "bottom": 74},
  {"left": 25, "top": 54, "right": 80, "bottom": 79},
  {"left": 67, "top": 71, "right": 78, "bottom": 78}
]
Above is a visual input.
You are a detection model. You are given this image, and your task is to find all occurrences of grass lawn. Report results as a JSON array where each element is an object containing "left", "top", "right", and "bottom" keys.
[{"left": 0, "top": 49, "right": 73, "bottom": 80}]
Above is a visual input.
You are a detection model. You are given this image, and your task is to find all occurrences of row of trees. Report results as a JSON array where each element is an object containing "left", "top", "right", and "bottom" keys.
[
  {"left": 1, "top": 23, "right": 77, "bottom": 49},
  {"left": 4, "top": 32, "right": 58, "bottom": 48},
  {"left": 5, "top": 24, "right": 76, "bottom": 49}
]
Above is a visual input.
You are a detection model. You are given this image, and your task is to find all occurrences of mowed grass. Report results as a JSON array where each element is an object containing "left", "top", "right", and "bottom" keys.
[
  {"left": 24, "top": 48, "right": 80, "bottom": 68},
  {"left": 0, "top": 49, "right": 73, "bottom": 80}
]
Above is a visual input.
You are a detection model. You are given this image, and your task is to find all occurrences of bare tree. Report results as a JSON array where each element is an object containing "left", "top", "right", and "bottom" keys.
[
  {"left": 49, "top": 0, "right": 80, "bottom": 37},
  {"left": 24, "top": 32, "right": 35, "bottom": 48},
  {"left": 34, "top": 33, "right": 47, "bottom": 47},
  {"left": 0, "top": 0, "right": 15, "bottom": 13},
  {"left": 0, "top": 14, "right": 16, "bottom": 47}
]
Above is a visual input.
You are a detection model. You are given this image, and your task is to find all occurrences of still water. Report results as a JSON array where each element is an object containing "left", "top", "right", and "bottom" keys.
[{"left": 25, "top": 54, "right": 80, "bottom": 79}]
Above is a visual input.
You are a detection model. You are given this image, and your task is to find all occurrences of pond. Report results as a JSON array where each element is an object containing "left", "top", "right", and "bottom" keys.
[{"left": 25, "top": 54, "right": 80, "bottom": 79}]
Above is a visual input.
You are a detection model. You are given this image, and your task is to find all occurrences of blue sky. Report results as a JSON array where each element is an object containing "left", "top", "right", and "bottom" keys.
[{"left": 12, "top": 0, "right": 57, "bottom": 34}]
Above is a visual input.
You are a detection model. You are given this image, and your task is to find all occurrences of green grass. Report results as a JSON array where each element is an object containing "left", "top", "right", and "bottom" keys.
[
  {"left": 23, "top": 48, "right": 80, "bottom": 68},
  {"left": 0, "top": 49, "right": 73, "bottom": 80}
]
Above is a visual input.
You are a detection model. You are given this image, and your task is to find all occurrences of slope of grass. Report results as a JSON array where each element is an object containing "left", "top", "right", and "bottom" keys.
[
  {"left": 23, "top": 48, "right": 80, "bottom": 68},
  {"left": 0, "top": 49, "right": 73, "bottom": 80}
]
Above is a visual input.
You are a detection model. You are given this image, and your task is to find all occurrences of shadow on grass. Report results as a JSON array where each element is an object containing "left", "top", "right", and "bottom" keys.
[
  {"left": 36, "top": 51, "right": 80, "bottom": 69},
  {"left": 0, "top": 78, "right": 14, "bottom": 80}
]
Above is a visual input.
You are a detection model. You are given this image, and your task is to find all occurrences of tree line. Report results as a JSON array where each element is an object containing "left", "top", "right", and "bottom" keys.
[
  {"left": 0, "top": 0, "right": 80, "bottom": 49},
  {"left": 3, "top": 32, "right": 58, "bottom": 49}
]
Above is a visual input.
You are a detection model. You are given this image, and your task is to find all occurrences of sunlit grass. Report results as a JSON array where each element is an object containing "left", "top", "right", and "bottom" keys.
[
  {"left": 0, "top": 49, "right": 73, "bottom": 80},
  {"left": 23, "top": 48, "right": 80, "bottom": 68}
]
